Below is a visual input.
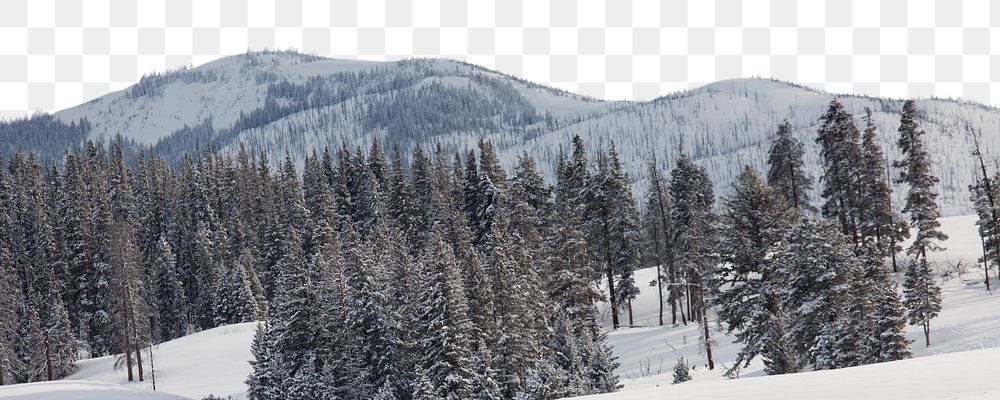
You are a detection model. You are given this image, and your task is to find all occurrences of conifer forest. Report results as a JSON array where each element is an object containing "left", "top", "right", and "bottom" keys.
[{"left": 0, "top": 87, "right": 978, "bottom": 400}]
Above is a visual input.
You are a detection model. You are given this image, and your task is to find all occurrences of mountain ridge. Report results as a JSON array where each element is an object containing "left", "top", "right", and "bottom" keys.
[{"left": 1, "top": 50, "right": 997, "bottom": 216}]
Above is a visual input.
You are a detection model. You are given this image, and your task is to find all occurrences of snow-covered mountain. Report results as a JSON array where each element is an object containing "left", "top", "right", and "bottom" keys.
[{"left": 3, "top": 50, "right": 997, "bottom": 215}]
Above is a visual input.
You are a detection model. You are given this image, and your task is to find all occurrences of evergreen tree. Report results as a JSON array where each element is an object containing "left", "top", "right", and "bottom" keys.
[
  {"left": 714, "top": 166, "right": 794, "bottom": 372},
  {"left": 341, "top": 225, "right": 403, "bottom": 397},
  {"left": 416, "top": 229, "right": 474, "bottom": 399},
  {"left": 895, "top": 101, "right": 946, "bottom": 346},
  {"left": 816, "top": 99, "right": 864, "bottom": 244},
  {"left": 903, "top": 257, "right": 942, "bottom": 347},
  {"left": 895, "top": 100, "right": 948, "bottom": 260},
  {"left": 668, "top": 154, "right": 717, "bottom": 368},
  {"left": 246, "top": 323, "right": 281, "bottom": 400},
  {"left": 671, "top": 357, "right": 691, "bottom": 384},
  {"left": 767, "top": 120, "right": 813, "bottom": 212},
  {"left": 858, "top": 108, "right": 908, "bottom": 262},
  {"left": 778, "top": 218, "right": 862, "bottom": 368},
  {"left": 584, "top": 144, "right": 642, "bottom": 328},
  {"left": 640, "top": 153, "right": 675, "bottom": 326},
  {"left": 859, "top": 243, "right": 911, "bottom": 362},
  {"left": 152, "top": 236, "right": 188, "bottom": 341}
]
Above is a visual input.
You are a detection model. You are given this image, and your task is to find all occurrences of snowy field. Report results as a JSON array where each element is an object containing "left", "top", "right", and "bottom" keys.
[
  {"left": 578, "top": 347, "right": 1000, "bottom": 400},
  {"left": 60, "top": 323, "right": 257, "bottom": 399},
  {"left": 598, "top": 214, "right": 1000, "bottom": 398},
  {"left": 0, "top": 215, "right": 996, "bottom": 399},
  {"left": 0, "top": 381, "right": 192, "bottom": 400}
]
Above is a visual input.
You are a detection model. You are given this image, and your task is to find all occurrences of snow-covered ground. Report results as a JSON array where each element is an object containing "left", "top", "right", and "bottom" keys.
[
  {"left": 597, "top": 214, "right": 1000, "bottom": 398},
  {"left": 578, "top": 347, "right": 1000, "bottom": 400},
  {"left": 0, "top": 381, "right": 192, "bottom": 400},
  {"left": 63, "top": 322, "right": 258, "bottom": 400}
]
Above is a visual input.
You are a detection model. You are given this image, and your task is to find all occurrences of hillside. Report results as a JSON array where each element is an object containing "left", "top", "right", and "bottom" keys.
[
  {"left": 577, "top": 347, "right": 1000, "bottom": 400},
  {"left": 0, "top": 381, "right": 192, "bottom": 400},
  {"left": 0, "top": 51, "right": 992, "bottom": 215},
  {"left": 65, "top": 323, "right": 258, "bottom": 400}
]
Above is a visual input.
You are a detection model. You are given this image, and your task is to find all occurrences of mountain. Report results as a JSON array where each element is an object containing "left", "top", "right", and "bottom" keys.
[{"left": 1, "top": 50, "right": 996, "bottom": 215}]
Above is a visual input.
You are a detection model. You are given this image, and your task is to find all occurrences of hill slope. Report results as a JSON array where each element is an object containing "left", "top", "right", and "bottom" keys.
[
  {"left": 65, "top": 322, "right": 258, "bottom": 400},
  {"left": 0, "top": 51, "right": 995, "bottom": 214},
  {"left": 576, "top": 347, "right": 1000, "bottom": 400},
  {"left": 0, "top": 381, "right": 192, "bottom": 400}
]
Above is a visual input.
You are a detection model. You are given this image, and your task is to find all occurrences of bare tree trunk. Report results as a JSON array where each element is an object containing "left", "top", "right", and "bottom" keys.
[
  {"left": 678, "top": 286, "right": 687, "bottom": 326},
  {"left": 972, "top": 131, "right": 1000, "bottom": 283},
  {"left": 135, "top": 346, "right": 144, "bottom": 382},
  {"left": 890, "top": 235, "right": 899, "bottom": 273},
  {"left": 670, "top": 267, "right": 680, "bottom": 325},
  {"left": 656, "top": 264, "right": 664, "bottom": 326},
  {"left": 627, "top": 298, "right": 634, "bottom": 326},
  {"left": 44, "top": 332, "right": 53, "bottom": 381},
  {"left": 703, "top": 311, "right": 714, "bottom": 370},
  {"left": 924, "top": 321, "right": 931, "bottom": 347},
  {"left": 606, "top": 263, "right": 619, "bottom": 329},
  {"left": 149, "top": 344, "right": 157, "bottom": 391},
  {"left": 699, "top": 284, "right": 714, "bottom": 370},
  {"left": 125, "top": 343, "right": 134, "bottom": 382},
  {"left": 982, "top": 235, "right": 992, "bottom": 291}
]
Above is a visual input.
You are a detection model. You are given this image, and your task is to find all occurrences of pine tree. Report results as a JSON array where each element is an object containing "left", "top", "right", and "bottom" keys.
[
  {"left": 411, "top": 367, "right": 442, "bottom": 400},
  {"left": 760, "top": 309, "right": 798, "bottom": 375},
  {"left": 767, "top": 119, "right": 813, "bottom": 212},
  {"left": 778, "top": 218, "right": 862, "bottom": 368},
  {"left": 585, "top": 327, "right": 620, "bottom": 393},
  {"left": 584, "top": 144, "right": 642, "bottom": 329},
  {"left": 972, "top": 171, "right": 1000, "bottom": 283},
  {"left": 816, "top": 99, "right": 864, "bottom": 243},
  {"left": 19, "top": 304, "right": 46, "bottom": 382},
  {"left": 152, "top": 235, "right": 188, "bottom": 341},
  {"left": 39, "top": 288, "right": 78, "bottom": 379},
  {"left": 213, "top": 251, "right": 260, "bottom": 326},
  {"left": 246, "top": 323, "right": 281, "bottom": 400},
  {"left": 859, "top": 243, "right": 911, "bottom": 362},
  {"left": 671, "top": 357, "right": 691, "bottom": 384},
  {"left": 416, "top": 229, "right": 474, "bottom": 399},
  {"left": 341, "top": 224, "right": 403, "bottom": 397},
  {"left": 895, "top": 100, "right": 948, "bottom": 260},
  {"left": 895, "top": 101, "right": 946, "bottom": 346},
  {"left": 0, "top": 238, "right": 23, "bottom": 385},
  {"left": 903, "top": 257, "right": 942, "bottom": 347},
  {"left": 714, "top": 166, "right": 794, "bottom": 371},
  {"left": 858, "top": 107, "right": 908, "bottom": 262},
  {"left": 641, "top": 153, "right": 676, "bottom": 326},
  {"left": 668, "top": 154, "right": 716, "bottom": 368}
]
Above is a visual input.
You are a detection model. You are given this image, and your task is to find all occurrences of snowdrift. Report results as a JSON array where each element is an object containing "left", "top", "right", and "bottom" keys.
[
  {"left": 0, "top": 381, "right": 192, "bottom": 400},
  {"left": 576, "top": 347, "right": 1000, "bottom": 400},
  {"left": 65, "top": 322, "right": 259, "bottom": 400}
]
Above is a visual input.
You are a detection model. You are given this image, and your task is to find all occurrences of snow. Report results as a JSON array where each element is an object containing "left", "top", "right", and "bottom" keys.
[
  {"left": 0, "top": 381, "right": 192, "bottom": 400},
  {"left": 576, "top": 347, "right": 1000, "bottom": 400},
  {"left": 66, "top": 322, "right": 259, "bottom": 400},
  {"left": 591, "top": 214, "right": 1000, "bottom": 398}
]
